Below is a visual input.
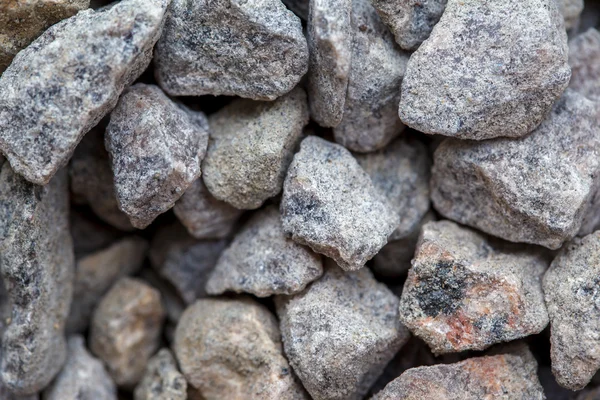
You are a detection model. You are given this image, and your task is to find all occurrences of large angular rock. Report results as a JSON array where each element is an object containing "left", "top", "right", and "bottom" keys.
[
  {"left": 202, "top": 88, "right": 309, "bottom": 210},
  {"left": 106, "top": 83, "right": 208, "bottom": 229},
  {"left": 399, "top": 220, "right": 549, "bottom": 354},
  {"left": 569, "top": 28, "right": 600, "bottom": 102},
  {"left": 431, "top": 90, "right": 600, "bottom": 249},
  {"left": 0, "top": 0, "right": 170, "bottom": 185},
  {"left": 0, "top": 166, "right": 74, "bottom": 395},
  {"left": 275, "top": 262, "right": 409, "bottom": 400},
  {"left": 134, "top": 348, "right": 187, "bottom": 400},
  {"left": 154, "top": 0, "right": 308, "bottom": 100},
  {"left": 399, "top": 0, "right": 570, "bottom": 140},
  {"left": 174, "top": 297, "right": 307, "bottom": 400},
  {"left": 281, "top": 136, "right": 398, "bottom": 270}
]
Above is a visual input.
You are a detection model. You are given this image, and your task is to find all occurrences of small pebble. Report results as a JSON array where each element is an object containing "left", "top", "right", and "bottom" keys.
[{"left": 134, "top": 348, "right": 187, "bottom": 400}]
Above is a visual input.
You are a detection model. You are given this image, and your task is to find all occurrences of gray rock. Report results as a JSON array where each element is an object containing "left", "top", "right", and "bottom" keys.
[
  {"left": 282, "top": 0, "right": 309, "bottom": 20},
  {"left": 134, "top": 348, "right": 187, "bottom": 400},
  {"left": 206, "top": 206, "right": 323, "bottom": 297},
  {"left": 44, "top": 335, "right": 117, "bottom": 400},
  {"left": 569, "top": 28, "right": 600, "bottom": 102},
  {"left": 280, "top": 136, "right": 398, "bottom": 270},
  {"left": 399, "top": 0, "right": 570, "bottom": 140},
  {"left": 431, "top": 90, "right": 600, "bottom": 249},
  {"left": 106, "top": 83, "right": 209, "bottom": 229},
  {"left": 67, "top": 237, "right": 148, "bottom": 333},
  {"left": 275, "top": 261, "right": 410, "bottom": 400},
  {"left": 560, "top": 0, "right": 584, "bottom": 30},
  {"left": 399, "top": 220, "right": 549, "bottom": 354},
  {"left": 203, "top": 88, "right": 309, "bottom": 210},
  {"left": 0, "top": 0, "right": 170, "bottom": 185},
  {"left": 0, "top": 383, "right": 38, "bottom": 400},
  {"left": 174, "top": 297, "right": 307, "bottom": 400},
  {"left": 154, "top": 0, "right": 308, "bottom": 100},
  {"left": 0, "top": 166, "right": 74, "bottom": 395}
]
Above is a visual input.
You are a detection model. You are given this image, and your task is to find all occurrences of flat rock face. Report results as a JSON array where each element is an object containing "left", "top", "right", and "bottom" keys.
[
  {"left": 154, "top": 0, "right": 308, "bottom": 100},
  {"left": 543, "top": 231, "right": 600, "bottom": 390},
  {"left": 281, "top": 136, "right": 398, "bottom": 270},
  {"left": 206, "top": 206, "right": 323, "bottom": 297},
  {"left": 372, "top": 345, "right": 544, "bottom": 399},
  {"left": 399, "top": 220, "right": 549, "bottom": 354},
  {"left": 275, "top": 262, "right": 410, "bottom": 400},
  {"left": 134, "top": 348, "right": 187, "bottom": 400},
  {"left": 174, "top": 297, "right": 307, "bottom": 400},
  {"left": 569, "top": 28, "right": 600, "bottom": 102},
  {"left": 0, "top": 0, "right": 169, "bottom": 185},
  {"left": 0, "top": 166, "right": 74, "bottom": 395},
  {"left": 202, "top": 88, "right": 309, "bottom": 210},
  {"left": 399, "top": 0, "right": 570, "bottom": 140},
  {"left": 106, "top": 83, "right": 208, "bottom": 229},
  {"left": 431, "top": 90, "right": 600, "bottom": 249}
]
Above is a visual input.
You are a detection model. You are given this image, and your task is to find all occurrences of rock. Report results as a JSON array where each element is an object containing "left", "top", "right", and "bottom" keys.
[
  {"left": 372, "top": 345, "right": 544, "bottom": 399},
  {"left": 174, "top": 297, "right": 307, "bottom": 400},
  {"left": 560, "top": 0, "right": 584, "bottom": 30},
  {"left": 134, "top": 348, "right": 187, "bottom": 400},
  {"left": 0, "top": 0, "right": 89, "bottom": 72},
  {"left": 0, "top": 0, "right": 170, "bottom": 185},
  {"left": 154, "top": 0, "right": 308, "bottom": 100},
  {"left": 543, "top": 231, "right": 600, "bottom": 390},
  {"left": 399, "top": 220, "right": 549, "bottom": 354},
  {"left": 431, "top": 90, "right": 600, "bottom": 249},
  {"left": 206, "top": 206, "right": 323, "bottom": 297},
  {"left": 90, "top": 277, "right": 165, "bottom": 388},
  {"left": 0, "top": 166, "right": 74, "bottom": 395},
  {"left": 202, "top": 88, "right": 309, "bottom": 210},
  {"left": 70, "top": 210, "right": 124, "bottom": 257},
  {"left": 174, "top": 178, "right": 243, "bottom": 239},
  {"left": 399, "top": 0, "right": 570, "bottom": 140},
  {"left": 275, "top": 261, "right": 409, "bottom": 400},
  {"left": 282, "top": 0, "right": 309, "bottom": 20},
  {"left": 106, "top": 83, "right": 209, "bottom": 229},
  {"left": 44, "top": 335, "right": 117, "bottom": 400},
  {"left": 568, "top": 28, "right": 600, "bottom": 102},
  {"left": 370, "top": 0, "right": 447, "bottom": 50},
  {"left": 280, "top": 136, "right": 398, "bottom": 270},
  {"left": 149, "top": 223, "right": 227, "bottom": 304},
  {"left": 0, "top": 383, "right": 38, "bottom": 400},
  {"left": 67, "top": 237, "right": 148, "bottom": 333}
]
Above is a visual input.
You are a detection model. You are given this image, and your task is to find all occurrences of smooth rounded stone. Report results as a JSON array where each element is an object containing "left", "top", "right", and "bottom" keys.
[
  {"left": 399, "top": 220, "right": 549, "bottom": 354},
  {"left": 44, "top": 335, "right": 117, "bottom": 400},
  {"left": 174, "top": 178, "right": 243, "bottom": 239},
  {"left": 282, "top": 0, "right": 309, "bottom": 20},
  {"left": 202, "top": 88, "right": 309, "bottom": 210},
  {"left": 90, "top": 277, "right": 165, "bottom": 388},
  {"left": 332, "top": 0, "right": 409, "bottom": 152},
  {"left": 398, "top": 0, "right": 570, "bottom": 140},
  {"left": 569, "top": 28, "right": 600, "bottom": 102},
  {"left": 372, "top": 345, "right": 544, "bottom": 399},
  {"left": 106, "top": 83, "right": 208, "bottom": 229},
  {"left": 0, "top": 0, "right": 89, "bottom": 72},
  {"left": 0, "top": 166, "right": 74, "bottom": 395},
  {"left": 174, "top": 297, "right": 308, "bottom": 400},
  {"left": 431, "top": 90, "right": 600, "bottom": 249},
  {"left": 70, "top": 210, "right": 124, "bottom": 257},
  {"left": 67, "top": 236, "right": 148, "bottom": 333},
  {"left": 0, "top": 0, "right": 170, "bottom": 185},
  {"left": 280, "top": 136, "right": 398, "bottom": 270},
  {"left": 206, "top": 206, "right": 323, "bottom": 297},
  {"left": 306, "top": 0, "right": 352, "bottom": 127},
  {"left": 275, "top": 261, "right": 410, "bottom": 400},
  {"left": 560, "top": 0, "right": 584, "bottom": 30},
  {"left": 134, "top": 348, "right": 187, "bottom": 400},
  {"left": 154, "top": 0, "right": 308, "bottom": 100}
]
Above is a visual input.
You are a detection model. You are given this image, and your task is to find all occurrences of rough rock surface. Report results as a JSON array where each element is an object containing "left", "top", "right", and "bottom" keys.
[
  {"left": 0, "top": 0, "right": 170, "bottom": 185},
  {"left": 431, "top": 90, "right": 600, "bottom": 249},
  {"left": 90, "top": 278, "right": 165, "bottom": 388},
  {"left": 275, "top": 261, "right": 409, "bottom": 400},
  {"left": 543, "top": 231, "right": 600, "bottom": 390},
  {"left": 281, "top": 136, "right": 398, "bottom": 270},
  {"left": 399, "top": 220, "right": 549, "bottom": 354},
  {"left": 106, "top": 83, "right": 208, "bottom": 229},
  {"left": 206, "top": 206, "right": 323, "bottom": 297},
  {"left": 0, "top": 166, "right": 74, "bottom": 395},
  {"left": 560, "top": 0, "right": 584, "bottom": 30},
  {"left": 134, "top": 348, "right": 187, "bottom": 400},
  {"left": 569, "top": 28, "right": 600, "bottom": 102},
  {"left": 399, "top": 0, "right": 570, "bottom": 140},
  {"left": 203, "top": 88, "right": 309, "bottom": 210},
  {"left": 174, "top": 297, "right": 307, "bottom": 400},
  {"left": 67, "top": 237, "right": 148, "bottom": 333},
  {"left": 154, "top": 0, "right": 308, "bottom": 100},
  {"left": 44, "top": 335, "right": 117, "bottom": 400}
]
